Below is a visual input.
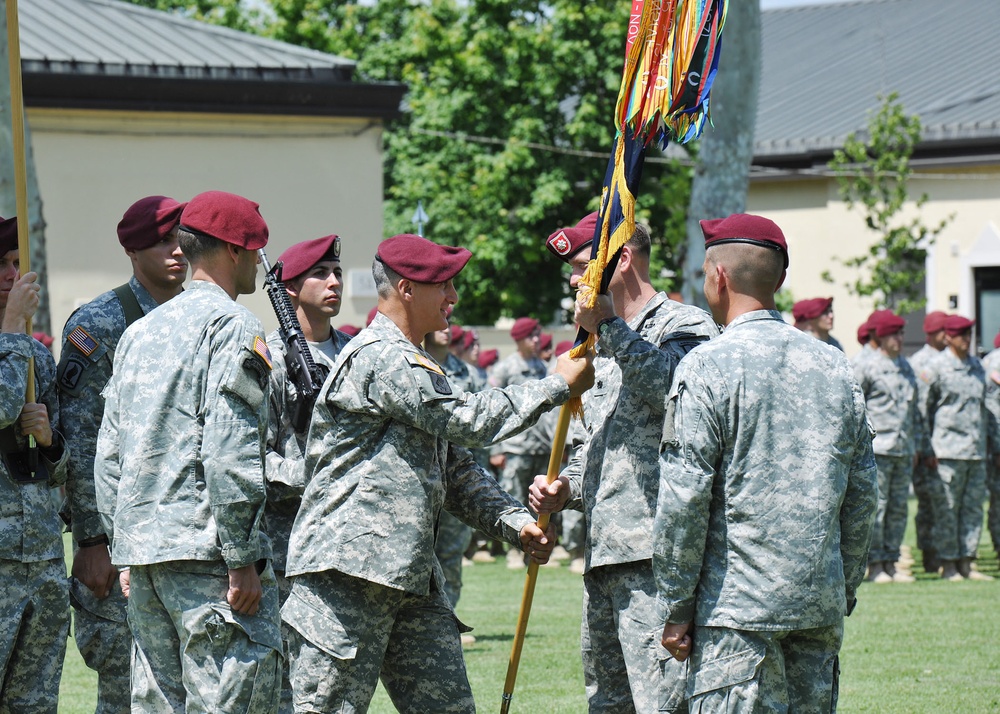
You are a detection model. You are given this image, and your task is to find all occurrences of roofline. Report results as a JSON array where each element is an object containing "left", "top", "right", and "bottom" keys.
[{"left": 23, "top": 72, "right": 406, "bottom": 120}]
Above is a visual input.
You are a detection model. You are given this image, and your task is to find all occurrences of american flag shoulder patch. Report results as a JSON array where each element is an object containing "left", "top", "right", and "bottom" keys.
[
  {"left": 67, "top": 326, "right": 99, "bottom": 356},
  {"left": 252, "top": 336, "right": 272, "bottom": 370}
]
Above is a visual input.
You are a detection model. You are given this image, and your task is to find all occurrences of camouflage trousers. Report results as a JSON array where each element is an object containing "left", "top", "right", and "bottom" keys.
[
  {"left": 283, "top": 569, "right": 474, "bottom": 714},
  {"left": 911, "top": 459, "right": 944, "bottom": 552},
  {"left": 276, "top": 571, "right": 294, "bottom": 714},
  {"left": 561, "top": 508, "right": 586, "bottom": 556},
  {"left": 0, "top": 558, "right": 69, "bottom": 713},
  {"left": 987, "top": 459, "right": 1000, "bottom": 551},
  {"left": 128, "top": 560, "right": 282, "bottom": 714},
  {"left": 687, "top": 623, "right": 843, "bottom": 713},
  {"left": 582, "top": 560, "right": 687, "bottom": 713},
  {"left": 500, "top": 453, "right": 550, "bottom": 511},
  {"left": 934, "top": 459, "right": 987, "bottom": 560},
  {"left": 70, "top": 577, "right": 131, "bottom": 714},
  {"left": 434, "top": 511, "right": 473, "bottom": 608},
  {"left": 868, "top": 455, "right": 913, "bottom": 563}
]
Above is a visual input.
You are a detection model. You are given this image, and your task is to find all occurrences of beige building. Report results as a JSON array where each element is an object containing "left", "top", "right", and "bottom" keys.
[
  {"left": 749, "top": 0, "right": 1000, "bottom": 357},
  {"left": 15, "top": 0, "right": 403, "bottom": 349}
]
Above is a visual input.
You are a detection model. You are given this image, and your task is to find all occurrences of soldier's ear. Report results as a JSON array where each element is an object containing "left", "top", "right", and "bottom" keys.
[{"left": 398, "top": 278, "right": 414, "bottom": 301}]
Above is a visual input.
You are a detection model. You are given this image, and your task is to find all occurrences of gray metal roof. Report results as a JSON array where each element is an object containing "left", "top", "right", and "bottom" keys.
[
  {"left": 758, "top": 0, "right": 1000, "bottom": 160},
  {"left": 18, "top": 0, "right": 355, "bottom": 82}
]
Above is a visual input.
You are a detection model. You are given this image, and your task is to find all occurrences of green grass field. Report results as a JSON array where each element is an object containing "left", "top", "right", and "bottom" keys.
[{"left": 57, "top": 505, "right": 1000, "bottom": 712}]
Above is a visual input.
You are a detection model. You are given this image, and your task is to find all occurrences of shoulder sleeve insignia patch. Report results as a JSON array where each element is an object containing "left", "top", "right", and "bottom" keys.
[
  {"left": 57, "top": 353, "right": 90, "bottom": 394},
  {"left": 413, "top": 353, "right": 445, "bottom": 376},
  {"left": 67, "top": 326, "right": 99, "bottom": 356},
  {"left": 252, "top": 335, "right": 272, "bottom": 370}
]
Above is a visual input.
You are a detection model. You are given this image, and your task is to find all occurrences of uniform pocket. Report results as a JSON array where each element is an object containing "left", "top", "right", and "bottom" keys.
[{"left": 280, "top": 587, "right": 358, "bottom": 660}]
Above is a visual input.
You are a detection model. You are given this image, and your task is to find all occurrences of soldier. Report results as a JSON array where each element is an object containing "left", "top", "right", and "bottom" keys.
[
  {"left": 984, "top": 330, "right": 1000, "bottom": 560},
  {"left": 490, "top": 316, "right": 551, "bottom": 568},
  {"left": 1, "top": 216, "right": 70, "bottom": 713},
  {"left": 792, "top": 296, "right": 843, "bottom": 350},
  {"left": 920, "top": 315, "right": 998, "bottom": 581},
  {"left": 58, "top": 195, "right": 187, "bottom": 713},
  {"left": 281, "top": 233, "right": 593, "bottom": 713},
  {"left": 531, "top": 214, "right": 718, "bottom": 712},
  {"left": 854, "top": 311, "right": 922, "bottom": 584},
  {"left": 655, "top": 214, "right": 877, "bottom": 711},
  {"left": 263, "top": 234, "right": 352, "bottom": 711},
  {"left": 909, "top": 310, "right": 949, "bottom": 572},
  {"left": 95, "top": 191, "right": 282, "bottom": 711}
]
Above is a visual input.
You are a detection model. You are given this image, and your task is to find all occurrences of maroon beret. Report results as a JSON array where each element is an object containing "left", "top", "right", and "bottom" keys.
[
  {"left": 367, "top": 306, "right": 379, "bottom": 326},
  {"left": 0, "top": 216, "right": 18, "bottom": 256},
  {"left": 278, "top": 235, "right": 341, "bottom": 282},
  {"left": 700, "top": 213, "right": 789, "bottom": 268},
  {"left": 869, "top": 311, "right": 905, "bottom": 337},
  {"left": 339, "top": 324, "right": 361, "bottom": 337},
  {"left": 546, "top": 212, "right": 598, "bottom": 262},
  {"left": 117, "top": 196, "right": 185, "bottom": 251},
  {"left": 555, "top": 340, "right": 574, "bottom": 357},
  {"left": 448, "top": 324, "right": 465, "bottom": 345},
  {"left": 792, "top": 297, "right": 833, "bottom": 322},
  {"left": 511, "top": 317, "right": 540, "bottom": 342},
  {"left": 180, "top": 191, "right": 268, "bottom": 250},
  {"left": 377, "top": 234, "right": 471, "bottom": 284},
  {"left": 857, "top": 322, "right": 870, "bottom": 345},
  {"left": 943, "top": 315, "right": 974, "bottom": 336},
  {"left": 461, "top": 330, "right": 478, "bottom": 351},
  {"left": 923, "top": 311, "right": 949, "bottom": 333},
  {"left": 478, "top": 348, "right": 499, "bottom": 370},
  {"left": 539, "top": 333, "right": 553, "bottom": 352}
]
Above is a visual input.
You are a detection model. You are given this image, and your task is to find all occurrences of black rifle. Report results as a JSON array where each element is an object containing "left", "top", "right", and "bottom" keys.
[{"left": 259, "top": 249, "right": 330, "bottom": 433}]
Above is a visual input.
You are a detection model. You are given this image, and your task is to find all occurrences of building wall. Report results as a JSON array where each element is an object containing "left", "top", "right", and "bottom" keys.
[
  {"left": 748, "top": 165, "right": 1000, "bottom": 357},
  {"left": 30, "top": 108, "right": 388, "bottom": 355}
]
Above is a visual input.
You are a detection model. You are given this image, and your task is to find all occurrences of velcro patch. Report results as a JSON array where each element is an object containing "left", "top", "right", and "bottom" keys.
[
  {"left": 58, "top": 353, "right": 90, "bottom": 393},
  {"left": 253, "top": 336, "right": 273, "bottom": 370},
  {"left": 67, "top": 326, "right": 99, "bottom": 356}
]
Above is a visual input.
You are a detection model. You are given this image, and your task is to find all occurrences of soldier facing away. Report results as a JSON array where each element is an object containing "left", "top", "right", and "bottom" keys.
[{"left": 655, "top": 213, "right": 877, "bottom": 711}]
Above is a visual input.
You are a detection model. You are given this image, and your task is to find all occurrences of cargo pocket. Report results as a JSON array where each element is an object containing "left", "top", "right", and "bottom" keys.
[
  {"left": 206, "top": 604, "right": 283, "bottom": 714},
  {"left": 689, "top": 640, "right": 764, "bottom": 701},
  {"left": 280, "top": 587, "right": 358, "bottom": 660},
  {"left": 658, "top": 648, "right": 689, "bottom": 712}
]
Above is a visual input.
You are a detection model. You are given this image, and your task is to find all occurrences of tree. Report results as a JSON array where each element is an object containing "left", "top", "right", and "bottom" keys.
[
  {"left": 681, "top": 0, "right": 760, "bottom": 308},
  {"left": 1, "top": 11, "right": 51, "bottom": 333},
  {"left": 826, "top": 92, "right": 951, "bottom": 314}
]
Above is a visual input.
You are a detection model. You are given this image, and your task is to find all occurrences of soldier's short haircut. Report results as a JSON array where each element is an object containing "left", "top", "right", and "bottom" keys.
[
  {"left": 707, "top": 242, "right": 784, "bottom": 297},
  {"left": 626, "top": 222, "right": 651, "bottom": 260},
  {"left": 177, "top": 227, "right": 224, "bottom": 262},
  {"left": 372, "top": 257, "right": 404, "bottom": 298}
]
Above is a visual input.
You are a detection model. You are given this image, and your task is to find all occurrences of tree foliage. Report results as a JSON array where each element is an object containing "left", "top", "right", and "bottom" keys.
[
  {"left": 129, "top": 0, "right": 694, "bottom": 324},
  {"left": 826, "top": 92, "right": 951, "bottom": 315}
]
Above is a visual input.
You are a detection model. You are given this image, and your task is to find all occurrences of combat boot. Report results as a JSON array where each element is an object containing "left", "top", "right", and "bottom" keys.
[
  {"left": 939, "top": 560, "right": 963, "bottom": 581},
  {"left": 886, "top": 561, "right": 915, "bottom": 583},
  {"left": 958, "top": 557, "right": 994, "bottom": 581},
  {"left": 869, "top": 561, "right": 893, "bottom": 584},
  {"left": 922, "top": 548, "right": 940, "bottom": 574}
]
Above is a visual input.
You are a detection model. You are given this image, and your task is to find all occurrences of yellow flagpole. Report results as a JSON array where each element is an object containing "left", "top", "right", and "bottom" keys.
[{"left": 5, "top": 0, "right": 38, "bottom": 452}]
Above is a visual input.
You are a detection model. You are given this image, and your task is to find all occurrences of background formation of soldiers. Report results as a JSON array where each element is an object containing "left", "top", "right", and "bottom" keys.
[{"left": 0, "top": 192, "right": 994, "bottom": 713}]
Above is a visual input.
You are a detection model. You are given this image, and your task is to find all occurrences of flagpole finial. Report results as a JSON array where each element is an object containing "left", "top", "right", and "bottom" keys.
[{"left": 411, "top": 201, "right": 429, "bottom": 237}]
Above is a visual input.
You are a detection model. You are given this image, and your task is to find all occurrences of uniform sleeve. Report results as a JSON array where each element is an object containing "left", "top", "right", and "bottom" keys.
[
  {"left": 0, "top": 334, "right": 30, "bottom": 427},
  {"left": 34, "top": 347, "right": 69, "bottom": 487},
  {"left": 841, "top": 383, "right": 878, "bottom": 613},
  {"left": 201, "top": 317, "right": 269, "bottom": 569},
  {"left": 442, "top": 444, "right": 534, "bottom": 548},
  {"left": 58, "top": 315, "right": 115, "bottom": 542},
  {"left": 558, "top": 414, "right": 589, "bottom": 511},
  {"left": 264, "top": 347, "right": 307, "bottom": 502},
  {"left": 367, "top": 351, "right": 571, "bottom": 450},
  {"left": 598, "top": 315, "right": 717, "bottom": 412},
  {"left": 95, "top": 374, "right": 122, "bottom": 544},
  {"left": 652, "top": 355, "right": 724, "bottom": 624}
]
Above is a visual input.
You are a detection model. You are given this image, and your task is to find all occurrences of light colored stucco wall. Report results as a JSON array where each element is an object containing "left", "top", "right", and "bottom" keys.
[
  {"left": 29, "top": 108, "right": 388, "bottom": 358},
  {"left": 748, "top": 166, "right": 1000, "bottom": 357}
]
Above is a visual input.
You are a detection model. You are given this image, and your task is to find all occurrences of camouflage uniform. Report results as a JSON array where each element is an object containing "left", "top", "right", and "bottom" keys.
[
  {"left": 854, "top": 350, "right": 923, "bottom": 565},
  {"left": 982, "top": 348, "right": 1000, "bottom": 553},
  {"left": 95, "top": 281, "right": 281, "bottom": 713},
  {"left": 655, "top": 310, "right": 877, "bottom": 711},
  {"left": 265, "top": 328, "right": 351, "bottom": 713},
  {"left": 282, "top": 313, "right": 572, "bottom": 712},
  {"left": 0, "top": 333, "right": 70, "bottom": 713},
  {"left": 434, "top": 352, "right": 487, "bottom": 607},
  {"left": 490, "top": 350, "right": 552, "bottom": 507},
  {"left": 909, "top": 344, "right": 947, "bottom": 555},
  {"left": 920, "top": 349, "right": 999, "bottom": 561},
  {"left": 57, "top": 275, "right": 159, "bottom": 714},
  {"left": 559, "top": 294, "right": 717, "bottom": 713}
]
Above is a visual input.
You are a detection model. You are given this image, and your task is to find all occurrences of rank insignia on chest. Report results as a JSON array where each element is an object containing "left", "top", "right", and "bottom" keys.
[
  {"left": 252, "top": 335, "right": 272, "bottom": 370},
  {"left": 67, "top": 326, "right": 99, "bottom": 356}
]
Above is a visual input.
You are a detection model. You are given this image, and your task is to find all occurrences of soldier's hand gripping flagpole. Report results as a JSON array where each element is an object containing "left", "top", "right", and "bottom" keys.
[
  {"left": 499, "top": 2, "right": 728, "bottom": 710},
  {"left": 5, "top": 0, "right": 37, "bottom": 472}
]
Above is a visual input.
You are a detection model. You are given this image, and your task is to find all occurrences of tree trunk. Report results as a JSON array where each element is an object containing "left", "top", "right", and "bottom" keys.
[
  {"left": 1, "top": 11, "right": 50, "bottom": 334},
  {"left": 681, "top": 0, "right": 761, "bottom": 308}
]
